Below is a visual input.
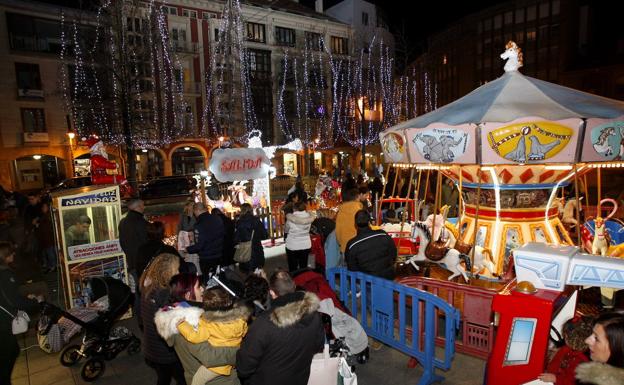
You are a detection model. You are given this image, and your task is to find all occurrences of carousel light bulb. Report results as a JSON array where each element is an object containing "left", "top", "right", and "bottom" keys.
[{"left": 33, "top": 155, "right": 42, "bottom": 160}]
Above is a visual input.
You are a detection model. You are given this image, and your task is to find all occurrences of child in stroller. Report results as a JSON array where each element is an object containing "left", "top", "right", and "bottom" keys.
[{"left": 40, "top": 277, "right": 141, "bottom": 382}]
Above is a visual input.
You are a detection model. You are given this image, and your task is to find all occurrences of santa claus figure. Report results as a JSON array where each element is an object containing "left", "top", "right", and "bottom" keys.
[{"left": 85, "top": 135, "right": 129, "bottom": 187}]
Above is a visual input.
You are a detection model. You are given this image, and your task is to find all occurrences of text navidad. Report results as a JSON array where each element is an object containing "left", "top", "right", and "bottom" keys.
[{"left": 61, "top": 190, "right": 118, "bottom": 207}]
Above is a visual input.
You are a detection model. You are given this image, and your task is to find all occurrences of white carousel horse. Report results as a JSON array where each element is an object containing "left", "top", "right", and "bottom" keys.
[
  {"left": 407, "top": 222, "right": 472, "bottom": 282},
  {"left": 500, "top": 40, "right": 523, "bottom": 72},
  {"left": 443, "top": 230, "right": 497, "bottom": 277},
  {"left": 592, "top": 217, "right": 610, "bottom": 256}
]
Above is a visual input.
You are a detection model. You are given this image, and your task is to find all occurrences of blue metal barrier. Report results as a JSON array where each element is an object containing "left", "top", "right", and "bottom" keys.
[{"left": 327, "top": 267, "right": 461, "bottom": 385}]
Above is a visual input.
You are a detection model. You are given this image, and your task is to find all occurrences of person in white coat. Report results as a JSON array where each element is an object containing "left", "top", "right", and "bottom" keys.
[{"left": 284, "top": 202, "right": 316, "bottom": 272}]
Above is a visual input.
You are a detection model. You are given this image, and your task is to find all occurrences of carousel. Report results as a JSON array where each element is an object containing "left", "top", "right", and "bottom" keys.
[
  {"left": 381, "top": 41, "right": 624, "bottom": 282},
  {"left": 378, "top": 42, "right": 624, "bottom": 381}
]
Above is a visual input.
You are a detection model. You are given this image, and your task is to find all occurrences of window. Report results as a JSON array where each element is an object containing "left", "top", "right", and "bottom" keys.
[
  {"left": 527, "top": 5, "right": 536, "bottom": 21},
  {"left": 362, "top": 12, "right": 369, "bottom": 26},
  {"left": 214, "top": 28, "right": 220, "bottom": 42},
  {"left": 494, "top": 14, "right": 502, "bottom": 29},
  {"left": 21, "top": 108, "right": 46, "bottom": 132},
  {"left": 527, "top": 28, "right": 537, "bottom": 41},
  {"left": 202, "top": 12, "right": 217, "bottom": 19},
  {"left": 515, "top": 8, "right": 524, "bottom": 24},
  {"left": 552, "top": 0, "right": 560, "bottom": 15},
  {"left": 182, "top": 9, "right": 197, "bottom": 18},
  {"left": 305, "top": 32, "right": 323, "bottom": 51},
  {"left": 15, "top": 63, "right": 42, "bottom": 94},
  {"left": 539, "top": 2, "right": 549, "bottom": 18},
  {"left": 7, "top": 13, "right": 62, "bottom": 53},
  {"left": 168, "top": 7, "right": 177, "bottom": 16},
  {"left": 331, "top": 36, "right": 348, "bottom": 55},
  {"left": 504, "top": 318, "right": 536, "bottom": 366},
  {"left": 504, "top": 11, "right": 513, "bottom": 25},
  {"left": 248, "top": 49, "right": 271, "bottom": 80},
  {"left": 275, "top": 27, "right": 295, "bottom": 47},
  {"left": 246, "top": 22, "right": 266, "bottom": 43}
]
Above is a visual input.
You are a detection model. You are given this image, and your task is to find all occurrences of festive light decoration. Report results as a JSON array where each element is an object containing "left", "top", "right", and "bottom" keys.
[{"left": 60, "top": 0, "right": 193, "bottom": 148}]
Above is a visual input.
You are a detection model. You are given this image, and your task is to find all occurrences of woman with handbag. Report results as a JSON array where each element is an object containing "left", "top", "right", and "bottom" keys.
[
  {"left": 234, "top": 204, "right": 268, "bottom": 273},
  {"left": 0, "top": 241, "right": 42, "bottom": 385}
]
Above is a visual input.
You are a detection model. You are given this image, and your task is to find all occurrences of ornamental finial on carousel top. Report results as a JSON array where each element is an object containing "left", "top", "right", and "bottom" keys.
[{"left": 500, "top": 41, "right": 523, "bottom": 72}]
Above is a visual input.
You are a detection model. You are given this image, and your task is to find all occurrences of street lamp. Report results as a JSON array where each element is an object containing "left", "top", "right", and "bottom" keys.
[
  {"left": 67, "top": 132, "right": 76, "bottom": 176},
  {"left": 218, "top": 136, "right": 224, "bottom": 148},
  {"left": 356, "top": 97, "right": 381, "bottom": 173}
]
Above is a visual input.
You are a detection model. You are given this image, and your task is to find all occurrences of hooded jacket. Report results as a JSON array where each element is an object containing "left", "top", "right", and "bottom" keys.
[
  {"left": 576, "top": 362, "right": 624, "bottom": 385},
  {"left": 234, "top": 213, "right": 268, "bottom": 270},
  {"left": 345, "top": 227, "right": 397, "bottom": 280},
  {"left": 155, "top": 302, "right": 247, "bottom": 385},
  {"left": 236, "top": 291, "right": 325, "bottom": 385},
  {"left": 284, "top": 211, "right": 316, "bottom": 251}
]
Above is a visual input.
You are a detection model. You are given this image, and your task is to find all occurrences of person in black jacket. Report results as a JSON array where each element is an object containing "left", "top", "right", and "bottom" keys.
[
  {"left": 236, "top": 270, "right": 324, "bottom": 385},
  {"left": 0, "top": 242, "right": 42, "bottom": 385},
  {"left": 234, "top": 204, "right": 268, "bottom": 273},
  {"left": 186, "top": 202, "right": 224, "bottom": 276},
  {"left": 345, "top": 210, "right": 397, "bottom": 280},
  {"left": 212, "top": 208, "right": 235, "bottom": 267},
  {"left": 119, "top": 199, "right": 148, "bottom": 278},
  {"left": 136, "top": 221, "right": 182, "bottom": 276}
]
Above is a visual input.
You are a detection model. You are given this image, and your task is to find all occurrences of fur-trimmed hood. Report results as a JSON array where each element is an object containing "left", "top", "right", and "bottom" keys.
[
  {"left": 576, "top": 361, "right": 624, "bottom": 385},
  {"left": 269, "top": 291, "right": 319, "bottom": 328},
  {"left": 154, "top": 302, "right": 252, "bottom": 344}
]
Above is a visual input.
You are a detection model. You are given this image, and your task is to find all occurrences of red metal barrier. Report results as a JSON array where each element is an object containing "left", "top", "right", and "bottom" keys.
[{"left": 396, "top": 275, "right": 497, "bottom": 359}]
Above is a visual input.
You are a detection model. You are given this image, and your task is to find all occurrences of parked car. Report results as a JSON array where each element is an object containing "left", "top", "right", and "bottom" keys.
[{"left": 138, "top": 175, "right": 197, "bottom": 199}]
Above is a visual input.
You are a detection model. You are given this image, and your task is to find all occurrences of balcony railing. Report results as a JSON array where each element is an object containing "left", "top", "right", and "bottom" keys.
[{"left": 171, "top": 41, "right": 198, "bottom": 54}]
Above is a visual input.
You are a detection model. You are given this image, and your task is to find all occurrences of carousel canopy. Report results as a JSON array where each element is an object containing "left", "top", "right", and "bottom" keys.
[{"left": 388, "top": 71, "right": 624, "bottom": 130}]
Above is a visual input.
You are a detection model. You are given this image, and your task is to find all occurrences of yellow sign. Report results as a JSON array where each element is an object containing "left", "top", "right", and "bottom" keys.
[{"left": 487, "top": 122, "right": 572, "bottom": 163}]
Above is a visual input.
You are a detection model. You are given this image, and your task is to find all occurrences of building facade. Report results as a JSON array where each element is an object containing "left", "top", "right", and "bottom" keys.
[
  {"left": 0, "top": 0, "right": 355, "bottom": 191},
  {"left": 406, "top": 0, "right": 624, "bottom": 116}
]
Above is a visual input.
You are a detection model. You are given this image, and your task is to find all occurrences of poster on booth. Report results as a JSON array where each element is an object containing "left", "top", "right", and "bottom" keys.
[
  {"left": 53, "top": 185, "right": 128, "bottom": 309},
  {"left": 209, "top": 148, "right": 271, "bottom": 182}
]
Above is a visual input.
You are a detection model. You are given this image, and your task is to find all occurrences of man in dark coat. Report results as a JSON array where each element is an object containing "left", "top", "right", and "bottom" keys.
[
  {"left": 187, "top": 202, "right": 224, "bottom": 276},
  {"left": 212, "top": 208, "right": 235, "bottom": 267},
  {"left": 236, "top": 270, "right": 325, "bottom": 385},
  {"left": 118, "top": 199, "right": 148, "bottom": 277},
  {"left": 345, "top": 210, "right": 397, "bottom": 280}
]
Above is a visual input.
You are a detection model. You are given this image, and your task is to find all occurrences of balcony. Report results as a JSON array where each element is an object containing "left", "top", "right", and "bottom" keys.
[
  {"left": 23, "top": 132, "right": 49, "bottom": 143},
  {"left": 171, "top": 41, "right": 198, "bottom": 54},
  {"left": 183, "top": 82, "right": 202, "bottom": 94},
  {"left": 17, "top": 88, "right": 44, "bottom": 99}
]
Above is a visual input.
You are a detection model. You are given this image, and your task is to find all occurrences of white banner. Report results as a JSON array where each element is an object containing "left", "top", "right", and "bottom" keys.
[
  {"left": 209, "top": 148, "right": 270, "bottom": 182},
  {"left": 68, "top": 239, "right": 123, "bottom": 261}
]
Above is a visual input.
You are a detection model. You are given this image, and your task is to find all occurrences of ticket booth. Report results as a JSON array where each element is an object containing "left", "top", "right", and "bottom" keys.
[{"left": 51, "top": 185, "right": 128, "bottom": 309}]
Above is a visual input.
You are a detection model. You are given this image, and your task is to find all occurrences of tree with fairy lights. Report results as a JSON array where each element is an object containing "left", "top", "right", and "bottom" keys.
[{"left": 60, "top": 0, "right": 193, "bottom": 186}]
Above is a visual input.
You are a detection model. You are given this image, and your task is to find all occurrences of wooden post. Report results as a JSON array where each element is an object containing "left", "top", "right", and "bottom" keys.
[
  {"left": 399, "top": 167, "right": 415, "bottom": 233},
  {"left": 423, "top": 169, "right": 431, "bottom": 206},
  {"left": 583, "top": 174, "right": 590, "bottom": 214},
  {"left": 380, "top": 164, "right": 391, "bottom": 199},
  {"left": 390, "top": 165, "right": 400, "bottom": 197},
  {"left": 431, "top": 170, "right": 441, "bottom": 242},
  {"left": 414, "top": 169, "right": 423, "bottom": 220},
  {"left": 458, "top": 165, "right": 464, "bottom": 238}
]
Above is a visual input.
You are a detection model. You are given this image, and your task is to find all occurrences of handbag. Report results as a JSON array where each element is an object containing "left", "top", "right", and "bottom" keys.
[
  {"left": 307, "top": 344, "right": 339, "bottom": 385},
  {"left": 234, "top": 229, "right": 255, "bottom": 263},
  {"left": 0, "top": 304, "right": 30, "bottom": 335}
]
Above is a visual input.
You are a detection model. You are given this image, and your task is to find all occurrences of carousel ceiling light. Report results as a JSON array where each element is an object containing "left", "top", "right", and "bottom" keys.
[
  {"left": 544, "top": 165, "right": 573, "bottom": 170},
  {"left": 184, "top": 146, "right": 190, "bottom": 151},
  {"left": 33, "top": 154, "right": 42, "bottom": 160},
  {"left": 142, "top": 149, "right": 148, "bottom": 153}
]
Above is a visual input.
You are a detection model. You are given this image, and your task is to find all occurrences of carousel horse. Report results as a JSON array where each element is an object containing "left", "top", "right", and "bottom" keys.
[
  {"left": 562, "top": 197, "right": 583, "bottom": 227},
  {"left": 443, "top": 230, "right": 497, "bottom": 277},
  {"left": 500, "top": 40, "right": 523, "bottom": 72},
  {"left": 408, "top": 222, "right": 472, "bottom": 282},
  {"left": 592, "top": 217, "right": 611, "bottom": 256}
]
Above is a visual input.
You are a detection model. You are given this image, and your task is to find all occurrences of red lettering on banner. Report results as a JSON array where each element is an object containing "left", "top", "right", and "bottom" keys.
[{"left": 221, "top": 157, "right": 263, "bottom": 174}]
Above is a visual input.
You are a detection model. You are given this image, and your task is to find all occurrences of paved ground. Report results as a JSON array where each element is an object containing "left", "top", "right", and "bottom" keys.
[{"left": 12, "top": 244, "right": 486, "bottom": 385}]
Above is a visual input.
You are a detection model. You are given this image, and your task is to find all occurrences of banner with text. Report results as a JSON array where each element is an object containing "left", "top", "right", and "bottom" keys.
[
  {"left": 209, "top": 148, "right": 270, "bottom": 182},
  {"left": 68, "top": 239, "right": 124, "bottom": 261}
]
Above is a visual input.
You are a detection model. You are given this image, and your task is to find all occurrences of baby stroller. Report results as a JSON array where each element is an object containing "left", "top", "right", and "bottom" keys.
[{"left": 41, "top": 277, "right": 141, "bottom": 382}]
